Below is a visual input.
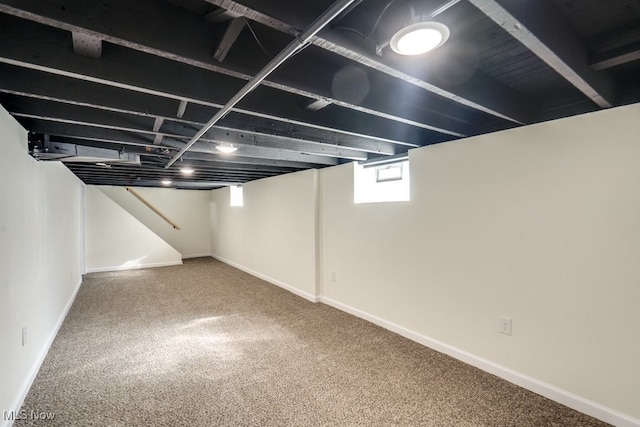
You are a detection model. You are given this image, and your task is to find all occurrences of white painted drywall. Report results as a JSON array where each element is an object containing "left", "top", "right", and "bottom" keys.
[
  {"left": 210, "top": 169, "right": 317, "bottom": 300},
  {"left": 85, "top": 186, "right": 182, "bottom": 272},
  {"left": 0, "top": 105, "right": 83, "bottom": 425},
  {"left": 320, "top": 104, "right": 640, "bottom": 422},
  {"left": 207, "top": 103, "right": 640, "bottom": 425},
  {"left": 97, "top": 186, "right": 211, "bottom": 258}
]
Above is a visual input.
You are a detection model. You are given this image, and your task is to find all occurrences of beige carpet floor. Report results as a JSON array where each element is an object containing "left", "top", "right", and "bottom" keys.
[{"left": 17, "top": 257, "right": 609, "bottom": 426}]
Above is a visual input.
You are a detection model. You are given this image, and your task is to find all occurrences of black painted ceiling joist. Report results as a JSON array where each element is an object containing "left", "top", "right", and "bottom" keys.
[{"left": 0, "top": 0, "right": 639, "bottom": 188}]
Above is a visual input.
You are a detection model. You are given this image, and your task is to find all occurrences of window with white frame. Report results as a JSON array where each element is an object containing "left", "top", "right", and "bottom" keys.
[
  {"left": 230, "top": 185, "right": 243, "bottom": 207},
  {"left": 353, "top": 159, "right": 410, "bottom": 204}
]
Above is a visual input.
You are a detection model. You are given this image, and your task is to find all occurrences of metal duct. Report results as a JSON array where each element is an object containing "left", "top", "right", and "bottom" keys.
[{"left": 30, "top": 140, "right": 140, "bottom": 165}]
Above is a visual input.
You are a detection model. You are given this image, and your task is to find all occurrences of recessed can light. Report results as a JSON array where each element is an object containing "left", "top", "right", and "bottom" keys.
[
  {"left": 390, "top": 21, "right": 450, "bottom": 56},
  {"left": 216, "top": 143, "right": 238, "bottom": 153}
]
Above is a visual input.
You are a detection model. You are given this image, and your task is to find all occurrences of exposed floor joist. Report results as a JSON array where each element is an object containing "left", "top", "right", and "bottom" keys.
[
  {"left": 0, "top": 64, "right": 404, "bottom": 154},
  {"left": 467, "top": 0, "right": 616, "bottom": 108},
  {"left": 0, "top": 14, "right": 444, "bottom": 146},
  {"left": 1, "top": 0, "right": 638, "bottom": 189},
  {"left": 71, "top": 32, "right": 102, "bottom": 58},
  {"left": 51, "top": 139, "right": 306, "bottom": 173},
  {"left": 18, "top": 117, "right": 342, "bottom": 166},
  {"left": 590, "top": 41, "right": 640, "bottom": 71},
  {"left": 200, "top": 0, "right": 532, "bottom": 124},
  {"left": 0, "top": 2, "right": 471, "bottom": 137},
  {"left": 2, "top": 95, "right": 369, "bottom": 161},
  {"left": 213, "top": 17, "right": 247, "bottom": 62}
]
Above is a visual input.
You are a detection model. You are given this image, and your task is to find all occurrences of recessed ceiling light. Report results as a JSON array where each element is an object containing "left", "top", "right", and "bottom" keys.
[
  {"left": 216, "top": 143, "right": 238, "bottom": 153},
  {"left": 161, "top": 179, "right": 172, "bottom": 185},
  {"left": 180, "top": 167, "right": 195, "bottom": 175},
  {"left": 390, "top": 21, "right": 450, "bottom": 56}
]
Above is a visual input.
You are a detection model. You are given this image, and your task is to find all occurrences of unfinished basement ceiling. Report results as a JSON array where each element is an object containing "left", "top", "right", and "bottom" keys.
[{"left": 1, "top": 0, "right": 639, "bottom": 189}]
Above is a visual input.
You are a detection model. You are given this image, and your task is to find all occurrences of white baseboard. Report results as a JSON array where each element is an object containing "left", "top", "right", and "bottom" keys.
[
  {"left": 182, "top": 253, "right": 212, "bottom": 260},
  {"left": 2, "top": 278, "right": 83, "bottom": 427},
  {"left": 210, "top": 254, "right": 318, "bottom": 303},
  {"left": 319, "top": 296, "right": 640, "bottom": 427},
  {"left": 86, "top": 260, "right": 183, "bottom": 273}
]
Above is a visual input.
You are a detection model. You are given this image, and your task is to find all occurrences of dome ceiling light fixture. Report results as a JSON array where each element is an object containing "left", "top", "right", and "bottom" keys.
[
  {"left": 389, "top": 21, "right": 450, "bottom": 55},
  {"left": 216, "top": 143, "right": 238, "bottom": 154},
  {"left": 372, "top": 0, "right": 459, "bottom": 56}
]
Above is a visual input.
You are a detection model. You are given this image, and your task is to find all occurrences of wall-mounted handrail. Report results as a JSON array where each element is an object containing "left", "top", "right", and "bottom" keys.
[{"left": 125, "top": 187, "right": 180, "bottom": 230}]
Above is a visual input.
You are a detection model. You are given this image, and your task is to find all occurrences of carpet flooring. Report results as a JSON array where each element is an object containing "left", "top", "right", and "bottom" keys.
[{"left": 16, "top": 257, "right": 609, "bottom": 426}]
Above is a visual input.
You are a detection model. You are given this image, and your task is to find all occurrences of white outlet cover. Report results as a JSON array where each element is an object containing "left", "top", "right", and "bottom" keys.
[{"left": 499, "top": 316, "right": 512, "bottom": 336}]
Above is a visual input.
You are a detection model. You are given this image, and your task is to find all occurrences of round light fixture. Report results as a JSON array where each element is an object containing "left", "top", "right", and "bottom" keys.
[
  {"left": 161, "top": 179, "right": 172, "bottom": 186},
  {"left": 390, "top": 21, "right": 450, "bottom": 56},
  {"left": 180, "top": 167, "right": 195, "bottom": 175},
  {"left": 216, "top": 143, "right": 238, "bottom": 154}
]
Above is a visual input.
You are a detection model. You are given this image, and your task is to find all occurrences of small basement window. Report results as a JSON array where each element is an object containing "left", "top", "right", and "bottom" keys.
[
  {"left": 354, "top": 159, "right": 410, "bottom": 204},
  {"left": 376, "top": 163, "right": 403, "bottom": 182},
  {"left": 230, "top": 185, "right": 243, "bottom": 207}
]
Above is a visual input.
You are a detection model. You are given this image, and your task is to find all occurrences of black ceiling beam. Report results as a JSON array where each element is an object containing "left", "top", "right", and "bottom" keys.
[
  {"left": 213, "top": 17, "right": 247, "bottom": 62},
  {"left": 199, "top": 0, "right": 532, "bottom": 124},
  {"left": 18, "top": 116, "right": 340, "bottom": 166},
  {"left": 64, "top": 166, "right": 271, "bottom": 181},
  {"left": 0, "top": 1, "right": 469, "bottom": 138},
  {"left": 48, "top": 139, "right": 291, "bottom": 178},
  {"left": 0, "top": 64, "right": 402, "bottom": 155},
  {"left": 66, "top": 171, "right": 269, "bottom": 182},
  {"left": 590, "top": 41, "right": 640, "bottom": 71},
  {"left": 176, "top": 151, "right": 317, "bottom": 169},
  {"left": 20, "top": 118, "right": 328, "bottom": 169},
  {"left": 63, "top": 168, "right": 232, "bottom": 188},
  {"left": 262, "top": 46, "right": 474, "bottom": 137},
  {"left": 0, "top": 18, "right": 437, "bottom": 147},
  {"left": 54, "top": 137, "right": 301, "bottom": 174},
  {"left": 1, "top": 94, "right": 369, "bottom": 161},
  {"left": 467, "top": 0, "right": 616, "bottom": 108},
  {"left": 0, "top": 63, "right": 183, "bottom": 118}
]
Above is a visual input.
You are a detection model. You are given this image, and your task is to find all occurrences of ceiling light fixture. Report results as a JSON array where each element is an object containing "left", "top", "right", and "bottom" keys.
[
  {"left": 390, "top": 21, "right": 450, "bottom": 56},
  {"left": 161, "top": 179, "right": 172, "bottom": 186},
  {"left": 216, "top": 143, "right": 238, "bottom": 154},
  {"left": 180, "top": 167, "right": 195, "bottom": 175}
]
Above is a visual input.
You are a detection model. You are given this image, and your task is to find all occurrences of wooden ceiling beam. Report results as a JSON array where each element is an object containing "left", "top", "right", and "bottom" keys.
[
  {"left": 0, "top": 1, "right": 468, "bottom": 137},
  {"left": 468, "top": 0, "right": 616, "bottom": 108}
]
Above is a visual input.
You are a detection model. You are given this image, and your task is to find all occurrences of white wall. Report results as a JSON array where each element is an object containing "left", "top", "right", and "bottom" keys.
[
  {"left": 208, "top": 103, "right": 640, "bottom": 426},
  {"left": 98, "top": 186, "right": 211, "bottom": 258},
  {"left": 320, "top": 104, "right": 640, "bottom": 425},
  {"left": 0, "top": 105, "right": 83, "bottom": 426},
  {"left": 85, "top": 186, "right": 182, "bottom": 272},
  {"left": 210, "top": 169, "right": 318, "bottom": 300}
]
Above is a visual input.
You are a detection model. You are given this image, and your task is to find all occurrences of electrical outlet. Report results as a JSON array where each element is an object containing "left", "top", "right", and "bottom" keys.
[
  {"left": 22, "top": 326, "right": 27, "bottom": 347},
  {"left": 330, "top": 272, "right": 336, "bottom": 282},
  {"left": 498, "top": 316, "right": 512, "bottom": 336}
]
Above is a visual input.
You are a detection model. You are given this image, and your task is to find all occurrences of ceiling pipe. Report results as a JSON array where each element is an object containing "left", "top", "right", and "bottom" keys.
[{"left": 166, "top": 0, "right": 362, "bottom": 168}]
